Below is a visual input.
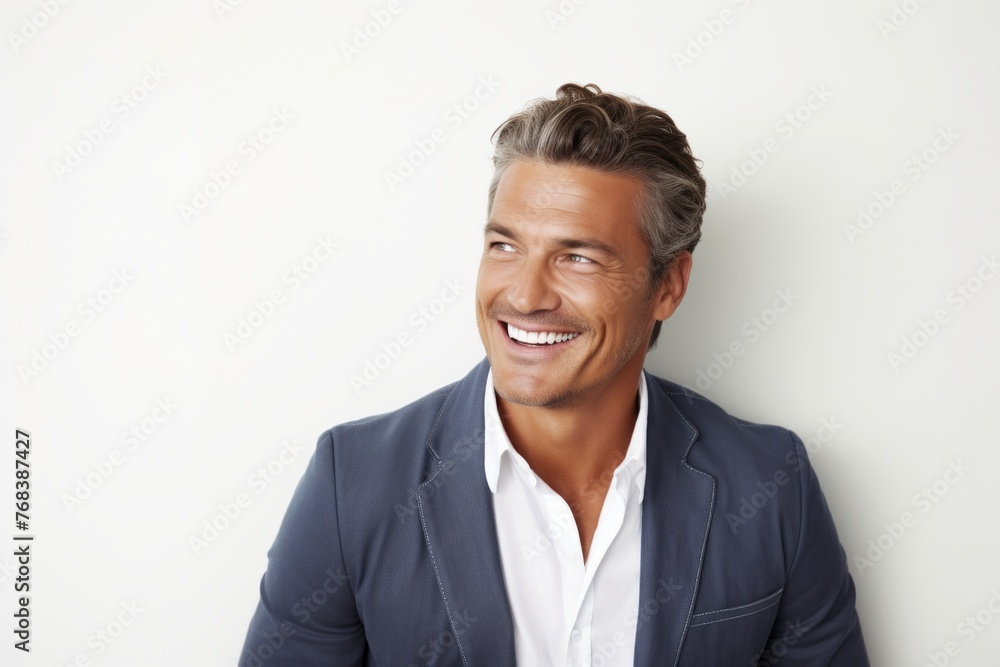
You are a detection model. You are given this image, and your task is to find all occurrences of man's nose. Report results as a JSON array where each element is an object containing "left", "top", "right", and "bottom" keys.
[{"left": 507, "top": 256, "right": 560, "bottom": 314}]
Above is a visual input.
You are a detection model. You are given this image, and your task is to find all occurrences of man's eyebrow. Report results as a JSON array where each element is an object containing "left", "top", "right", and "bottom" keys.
[
  {"left": 483, "top": 221, "right": 621, "bottom": 260},
  {"left": 483, "top": 221, "right": 517, "bottom": 239}
]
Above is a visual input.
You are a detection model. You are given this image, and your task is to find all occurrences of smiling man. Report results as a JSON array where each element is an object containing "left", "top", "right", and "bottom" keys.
[{"left": 239, "top": 83, "right": 869, "bottom": 666}]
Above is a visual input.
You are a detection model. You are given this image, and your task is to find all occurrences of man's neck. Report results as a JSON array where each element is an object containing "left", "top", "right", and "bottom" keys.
[
  {"left": 494, "top": 363, "right": 644, "bottom": 562},
  {"left": 495, "top": 366, "right": 643, "bottom": 496}
]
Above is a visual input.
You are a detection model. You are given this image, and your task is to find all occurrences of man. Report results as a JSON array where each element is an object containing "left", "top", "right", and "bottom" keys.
[{"left": 239, "top": 83, "right": 869, "bottom": 666}]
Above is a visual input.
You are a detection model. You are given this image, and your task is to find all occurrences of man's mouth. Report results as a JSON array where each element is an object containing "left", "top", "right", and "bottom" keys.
[{"left": 504, "top": 322, "right": 581, "bottom": 346}]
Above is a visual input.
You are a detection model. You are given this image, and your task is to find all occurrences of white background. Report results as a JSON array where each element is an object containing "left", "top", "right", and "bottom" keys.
[{"left": 2, "top": 0, "right": 999, "bottom": 665}]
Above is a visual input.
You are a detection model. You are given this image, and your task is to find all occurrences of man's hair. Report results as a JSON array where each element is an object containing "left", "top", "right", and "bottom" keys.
[{"left": 487, "top": 82, "right": 707, "bottom": 349}]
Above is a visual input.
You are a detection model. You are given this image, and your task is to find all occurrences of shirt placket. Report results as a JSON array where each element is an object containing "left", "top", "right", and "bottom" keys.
[
  {"left": 568, "top": 470, "right": 631, "bottom": 666},
  {"left": 570, "top": 589, "right": 595, "bottom": 666}
]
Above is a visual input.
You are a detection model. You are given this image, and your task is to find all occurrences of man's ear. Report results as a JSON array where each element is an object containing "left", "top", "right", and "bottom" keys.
[{"left": 651, "top": 251, "right": 693, "bottom": 322}]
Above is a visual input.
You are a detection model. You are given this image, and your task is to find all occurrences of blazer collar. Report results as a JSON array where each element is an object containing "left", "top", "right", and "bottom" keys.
[
  {"left": 417, "top": 358, "right": 716, "bottom": 666},
  {"left": 633, "top": 372, "right": 717, "bottom": 666},
  {"left": 416, "top": 358, "right": 515, "bottom": 666}
]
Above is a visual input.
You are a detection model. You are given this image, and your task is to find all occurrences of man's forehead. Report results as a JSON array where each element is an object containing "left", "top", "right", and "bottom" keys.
[
  {"left": 497, "top": 159, "right": 639, "bottom": 190},
  {"left": 492, "top": 159, "right": 643, "bottom": 217},
  {"left": 500, "top": 161, "right": 590, "bottom": 191}
]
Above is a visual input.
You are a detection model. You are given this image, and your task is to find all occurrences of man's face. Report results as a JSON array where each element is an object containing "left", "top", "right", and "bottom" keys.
[{"left": 475, "top": 158, "right": 685, "bottom": 408}]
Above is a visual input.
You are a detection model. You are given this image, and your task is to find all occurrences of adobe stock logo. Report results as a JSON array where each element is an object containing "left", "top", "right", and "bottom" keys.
[
  {"left": 887, "top": 255, "right": 997, "bottom": 371},
  {"left": 213, "top": 0, "right": 248, "bottom": 20},
  {"left": 17, "top": 269, "right": 134, "bottom": 385},
  {"left": 712, "top": 86, "right": 832, "bottom": 202},
  {"left": 383, "top": 77, "right": 501, "bottom": 192},
  {"left": 57, "top": 600, "right": 144, "bottom": 666},
  {"left": 728, "top": 418, "right": 842, "bottom": 535},
  {"left": 544, "top": 0, "right": 588, "bottom": 30},
  {"left": 51, "top": 65, "right": 167, "bottom": 182},
  {"left": 351, "top": 278, "right": 466, "bottom": 394},
  {"left": 877, "top": 0, "right": 931, "bottom": 39},
  {"left": 405, "top": 611, "right": 477, "bottom": 667},
  {"left": 7, "top": 0, "right": 73, "bottom": 53},
  {"left": 693, "top": 288, "right": 798, "bottom": 391},
  {"left": 671, "top": 0, "right": 756, "bottom": 72},
  {"left": 843, "top": 127, "right": 958, "bottom": 243},
  {"left": 189, "top": 439, "right": 307, "bottom": 557},
  {"left": 340, "top": 0, "right": 406, "bottom": 62},
  {"left": 178, "top": 107, "right": 294, "bottom": 224},
  {"left": 224, "top": 235, "right": 339, "bottom": 352},
  {"left": 920, "top": 589, "right": 1000, "bottom": 667},
  {"left": 62, "top": 398, "right": 178, "bottom": 513},
  {"left": 852, "top": 459, "right": 970, "bottom": 576}
]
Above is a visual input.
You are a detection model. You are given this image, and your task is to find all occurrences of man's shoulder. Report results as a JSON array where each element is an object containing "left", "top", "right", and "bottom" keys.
[
  {"left": 335, "top": 382, "right": 457, "bottom": 434},
  {"left": 308, "top": 362, "right": 491, "bottom": 511},
  {"left": 324, "top": 379, "right": 460, "bottom": 453},
  {"left": 643, "top": 370, "right": 805, "bottom": 474},
  {"left": 318, "top": 360, "right": 488, "bottom": 467}
]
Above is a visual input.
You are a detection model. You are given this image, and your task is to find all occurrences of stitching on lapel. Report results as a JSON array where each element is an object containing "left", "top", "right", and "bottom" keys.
[
  {"left": 655, "top": 377, "right": 718, "bottom": 667},
  {"left": 415, "top": 374, "right": 474, "bottom": 666}
]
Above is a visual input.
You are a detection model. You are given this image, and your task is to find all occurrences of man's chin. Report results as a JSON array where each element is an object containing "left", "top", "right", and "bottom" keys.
[{"left": 492, "top": 374, "right": 579, "bottom": 409}]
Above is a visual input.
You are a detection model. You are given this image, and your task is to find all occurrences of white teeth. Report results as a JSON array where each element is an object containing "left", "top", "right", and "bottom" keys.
[{"left": 506, "top": 323, "right": 580, "bottom": 345}]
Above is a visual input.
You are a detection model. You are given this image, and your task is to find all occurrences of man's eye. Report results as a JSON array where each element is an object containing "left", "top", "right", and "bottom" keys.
[
  {"left": 567, "top": 253, "right": 593, "bottom": 264},
  {"left": 490, "top": 242, "right": 515, "bottom": 252}
]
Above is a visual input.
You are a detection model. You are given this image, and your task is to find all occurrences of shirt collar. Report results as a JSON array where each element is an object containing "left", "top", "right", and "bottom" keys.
[{"left": 483, "top": 369, "right": 649, "bottom": 503}]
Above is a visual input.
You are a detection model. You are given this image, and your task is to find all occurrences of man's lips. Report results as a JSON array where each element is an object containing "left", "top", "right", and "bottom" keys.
[{"left": 498, "top": 320, "right": 582, "bottom": 347}]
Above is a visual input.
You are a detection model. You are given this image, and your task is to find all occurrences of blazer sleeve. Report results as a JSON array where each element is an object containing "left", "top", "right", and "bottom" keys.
[
  {"left": 238, "top": 429, "right": 367, "bottom": 666},
  {"left": 760, "top": 432, "right": 870, "bottom": 666}
]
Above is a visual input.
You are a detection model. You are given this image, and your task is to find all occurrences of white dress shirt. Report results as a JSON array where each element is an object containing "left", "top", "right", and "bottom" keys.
[{"left": 484, "top": 369, "right": 647, "bottom": 667}]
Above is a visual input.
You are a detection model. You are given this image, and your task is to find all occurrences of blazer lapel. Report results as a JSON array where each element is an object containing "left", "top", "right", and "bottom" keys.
[
  {"left": 416, "top": 358, "right": 516, "bottom": 666},
  {"left": 634, "top": 375, "right": 717, "bottom": 666},
  {"left": 415, "top": 361, "right": 716, "bottom": 666}
]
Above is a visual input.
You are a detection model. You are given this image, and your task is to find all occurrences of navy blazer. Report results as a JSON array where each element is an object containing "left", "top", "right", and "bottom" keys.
[{"left": 239, "top": 358, "right": 869, "bottom": 666}]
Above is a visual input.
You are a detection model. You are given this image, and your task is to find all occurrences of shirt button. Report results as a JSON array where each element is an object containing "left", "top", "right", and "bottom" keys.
[{"left": 571, "top": 629, "right": 582, "bottom": 641}]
